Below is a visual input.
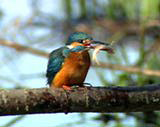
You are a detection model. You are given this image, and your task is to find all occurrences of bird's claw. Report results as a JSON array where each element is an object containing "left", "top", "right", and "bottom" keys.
[{"left": 62, "top": 85, "right": 72, "bottom": 90}]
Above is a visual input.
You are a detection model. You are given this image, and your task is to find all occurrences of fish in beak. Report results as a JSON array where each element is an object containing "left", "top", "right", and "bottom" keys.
[
  {"left": 87, "top": 40, "right": 115, "bottom": 65},
  {"left": 90, "top": 41, "right": 114, "bottom": 54}
]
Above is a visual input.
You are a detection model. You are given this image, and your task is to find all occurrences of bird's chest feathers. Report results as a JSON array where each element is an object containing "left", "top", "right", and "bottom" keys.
[
  {"left": 65, "top": 51, "right": 90, "bottom": 67},
  {"left": 52, "top": 51, "right": 90, "bottom": 87},
  {"left": 61, "top": 51, "right": 90, "bottom": 79},
  {"left": 62, "top": 51, "right": 90, "bottom": 82}
]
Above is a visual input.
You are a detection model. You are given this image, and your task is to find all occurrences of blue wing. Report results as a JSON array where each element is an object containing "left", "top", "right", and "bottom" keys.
[
  {"left": 46, "top": 47, "right": 67, "bottom": 85},
  {"left": 46, "top": 46, "right": 87, "bottom": 85}
]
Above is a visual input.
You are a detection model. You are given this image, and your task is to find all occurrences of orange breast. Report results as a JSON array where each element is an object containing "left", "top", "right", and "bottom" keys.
[{"left": 51, "top": 51, "right": 90, "bottom": 88}]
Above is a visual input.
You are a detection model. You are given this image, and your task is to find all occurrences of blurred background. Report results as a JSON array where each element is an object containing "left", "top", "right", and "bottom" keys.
[{"left": 0, "top": 0, "right": 160, "bottom": 127}]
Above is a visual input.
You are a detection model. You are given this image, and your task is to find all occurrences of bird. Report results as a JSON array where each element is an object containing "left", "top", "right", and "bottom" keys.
[{"left": 46, "top": 32, "right": 113, "bottom": 90}]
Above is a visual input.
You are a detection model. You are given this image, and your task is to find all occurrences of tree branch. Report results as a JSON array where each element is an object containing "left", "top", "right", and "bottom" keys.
[
  {"left": 0, "top": 39, "right": 48, "bottom": 57},
  {"left": 1, "top": 85, "right": 160, "bottom": 116},
  {"left": 94, "top": 62, "right": 160, "bottom": 77}
]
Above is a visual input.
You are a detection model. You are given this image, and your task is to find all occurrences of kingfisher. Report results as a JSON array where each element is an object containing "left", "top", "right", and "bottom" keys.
[{"left": 46, "top": 32, "right": 113, "bottom": 90}]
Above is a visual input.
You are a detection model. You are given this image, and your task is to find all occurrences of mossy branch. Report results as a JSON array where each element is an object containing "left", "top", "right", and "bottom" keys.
[{"left": 1, "top": 85, "right": 160, "bottom": 116}]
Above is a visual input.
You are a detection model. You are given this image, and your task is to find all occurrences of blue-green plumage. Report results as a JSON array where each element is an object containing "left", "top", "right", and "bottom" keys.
[
  {"left": 66, "top": 32, "right": 93, "bottom": 45},
  {"left": 46, "top": 45, "right": 87, "bottom": 85},
  {"left": 46, "top": 32, "right": 93, "bottom": 86},
  {"left": 46, "top": 32, "right": 113, "bottom": 89},
  {"left": 46, "top": 47, "right": 66, "bottom": 85}
]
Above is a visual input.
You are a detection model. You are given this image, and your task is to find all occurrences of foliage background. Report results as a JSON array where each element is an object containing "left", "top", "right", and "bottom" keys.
[{"left": 0, "top": 0, "right": 160, "bottom": 127}]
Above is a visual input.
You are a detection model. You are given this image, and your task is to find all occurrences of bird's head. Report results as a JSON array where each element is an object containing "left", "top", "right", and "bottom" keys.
[
  {"left": 66, "top": 32, "right": 93, "bottom": 47},
  {"left": 66, "top": 32, "right": 114, "bottom": 54}
]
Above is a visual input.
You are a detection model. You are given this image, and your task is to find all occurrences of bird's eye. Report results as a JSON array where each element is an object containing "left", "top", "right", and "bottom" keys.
[
  {"left": 79, "top": 40, "right": 84, "bottom": 43},
  {"left": 79, "top": 39, "right": 90, "bottom": 44}
]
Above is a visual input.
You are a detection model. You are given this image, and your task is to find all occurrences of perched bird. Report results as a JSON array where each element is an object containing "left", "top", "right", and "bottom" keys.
[{"left": 46, "top": 32, "right": 113, "bottom": 90}]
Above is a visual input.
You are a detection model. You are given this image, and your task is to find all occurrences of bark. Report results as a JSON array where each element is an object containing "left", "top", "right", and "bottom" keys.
[{"left": 1, "top": 85, "right": 160, "bottom": 116}]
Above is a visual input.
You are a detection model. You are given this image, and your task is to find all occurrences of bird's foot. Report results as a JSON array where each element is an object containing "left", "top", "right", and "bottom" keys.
[
  {"left": 63, "top": 83, "right": 93, "bottom": 91},
  {"left": 62, "top": 85, "right": 72, "bottom": 90},
  {"left": 73, "top": 83, "right": 92, "bottom": 90}
]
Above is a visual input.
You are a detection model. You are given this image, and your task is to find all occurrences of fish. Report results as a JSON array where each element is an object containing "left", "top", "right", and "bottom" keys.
[{"left": 90, "top": 42, "right": 114, "bottom": 65}]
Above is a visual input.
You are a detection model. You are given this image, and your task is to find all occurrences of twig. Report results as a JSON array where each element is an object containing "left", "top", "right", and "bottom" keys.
[
  {"left": 1, "top": 39, "right": 160, "bottom": 77},
  {"left": 94, "top": 62, "right": 160, "bottom": 77},
  {"left": 0, "top": 39, "right": 48, "bottom": 57}
]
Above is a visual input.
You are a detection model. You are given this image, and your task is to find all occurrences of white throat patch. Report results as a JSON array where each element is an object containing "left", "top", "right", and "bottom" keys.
[{"left": 67, "top": 45, "right": 74, "bottom": 49}]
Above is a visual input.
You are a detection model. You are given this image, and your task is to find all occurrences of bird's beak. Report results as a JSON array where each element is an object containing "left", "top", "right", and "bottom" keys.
[{"left": 87, "top": 40, "right": 114, "bottom": 54}]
